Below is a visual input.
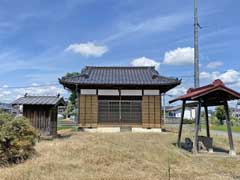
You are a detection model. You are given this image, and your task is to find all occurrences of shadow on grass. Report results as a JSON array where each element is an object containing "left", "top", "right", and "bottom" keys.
[
  {"left": 57, "top": 133, "right": 73, "bottom": 139},
  {"left": 172, "top": 142, "right": 229, "bottom": 154}
]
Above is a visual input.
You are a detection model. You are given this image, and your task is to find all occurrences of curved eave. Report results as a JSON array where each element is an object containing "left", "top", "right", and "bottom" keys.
[{"left": 59, "top": 78, "right": 181, "bottom": 93}]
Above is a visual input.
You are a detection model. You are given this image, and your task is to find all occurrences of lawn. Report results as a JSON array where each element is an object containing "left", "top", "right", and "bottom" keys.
[
  {"left": 188, "top": 124, "right": 240, "bottom": 133},
  {"left": 0, "top": 130, "right": 240, "bottom": 180},
  {"left": 210, "top": 125, "right": 240, "bottom": 133}
]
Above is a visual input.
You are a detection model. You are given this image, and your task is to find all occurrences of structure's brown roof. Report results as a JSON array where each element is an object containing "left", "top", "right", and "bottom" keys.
[
  {"left": 12, "top": 94, "right": 66, "bottom": 106},
  {"left": 169, "top": 79, "right": 240, "bottom": 106},
  {"left": 59, "top": 66, "right": 181, "bottom": 92}
]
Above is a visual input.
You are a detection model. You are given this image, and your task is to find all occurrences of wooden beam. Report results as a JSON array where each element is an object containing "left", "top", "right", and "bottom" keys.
[
  {"left": 204, "top": 105, "right": 210, "bottom": 138},
  {"left": 177, "top": 100, "right": 186, "bottom": 147},
  {"left": 193, "top": 101, "right": 201, "bottom": 153},
  {"left": 224, "top": 101, "right": 236, "bottom": 156}
]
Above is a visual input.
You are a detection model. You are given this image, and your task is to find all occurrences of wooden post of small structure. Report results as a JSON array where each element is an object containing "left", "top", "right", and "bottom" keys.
[
  {"left": 204, "top": 105, "right": 213, "bottom": 152},
  {"left": 224, "top": 101, "right": 236, "bottom": 156},
  {"left": 204, "top": 105, "right": 210, "bottom": 138},
  {"left": 193, "top": 101, "right": 201, "bottom": 153},
  {"left": 177, "top": 100, "right": 186, "bottom": 147}
]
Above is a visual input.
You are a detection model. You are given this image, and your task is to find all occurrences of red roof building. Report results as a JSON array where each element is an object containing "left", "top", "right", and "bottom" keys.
[
  {"left": 170, "top": 79, "right": 240, "bottom": 106},
  {"left": 170, "top": 79, "right": 240, "bottom": 156}
]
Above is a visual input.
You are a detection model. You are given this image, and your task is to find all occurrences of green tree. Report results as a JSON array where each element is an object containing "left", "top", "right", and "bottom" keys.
[
  {"left": 64, "top": 101, "right": 75, "bottom": 118},
  {"left": 63, "top": 72, "right": 80, "bottom": 118},
  {"left": 64, "top": 72, "right": 80, "bottom": 105},
  {"left": 215, "top": 106, "right": 226, "bottom": 125}
]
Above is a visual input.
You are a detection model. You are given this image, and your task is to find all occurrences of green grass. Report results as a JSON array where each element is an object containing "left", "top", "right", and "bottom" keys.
[
  {"left": 210, "top": 125, "right": 240, "bottom": 133},
  {"left": 189, "top": 124, "right": 240, "bottom": 133},
  {"left": 57, "top": 126, "right": 77, "bottom": 131}
]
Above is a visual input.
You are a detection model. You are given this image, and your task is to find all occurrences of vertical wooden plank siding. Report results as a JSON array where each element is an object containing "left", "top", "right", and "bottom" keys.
[
  {"left": 142, "top": 96, "right": 149, "bottom": 128},
  {"left": 22, "top": 105, "right": 57, "bottom": 136},
  {"left": 79, "top": 95, "right": 98, "bottom": 127},
  {"left": 142, "top": 95, "right": 161, "bottom": 128},
  {"left": 154, "top": 96, "right": 161, "bottom": 128}
]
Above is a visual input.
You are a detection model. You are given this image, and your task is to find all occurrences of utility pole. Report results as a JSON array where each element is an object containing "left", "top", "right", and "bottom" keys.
[
  {"left": 194, "top": 0, "right": 201, "bottom": 152},
  {"left": 194, "top": 0, "right": 200, "bottom": 88}
]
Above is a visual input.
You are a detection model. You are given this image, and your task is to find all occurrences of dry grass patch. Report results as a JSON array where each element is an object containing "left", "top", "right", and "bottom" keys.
[{"left": 0, "top": 131, "right": 240, "bottom": 180}]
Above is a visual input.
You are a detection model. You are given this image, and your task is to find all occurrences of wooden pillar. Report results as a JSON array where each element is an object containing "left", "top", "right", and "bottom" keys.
[
  {"left": 76, "top": 86, "right": 80, "bottom": 124},
  {"left": 224, "top": 101, "right": 236, "bottom": 156},
  {"left": 177, "top": 100, "right": 186, "bottom": 147},
  {"left": 193, "top": 101, "right": 201, "bottom": 153},
  {"left": 204, "top": 105, "right": 210, "bottom": 138},
  {"left": 119, "top": 89, "right": 122, "bottom": 127}
]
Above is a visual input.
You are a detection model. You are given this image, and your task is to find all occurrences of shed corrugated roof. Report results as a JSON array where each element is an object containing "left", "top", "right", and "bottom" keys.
[
  {"left": 169, "top": 79, "right": 240, "bottom": 105},
  {"left": 59, "top": 66, "right": 180, "bottom": 86},
  {"left": 12, "top": 95, "right": 66, "bottom": 106}
]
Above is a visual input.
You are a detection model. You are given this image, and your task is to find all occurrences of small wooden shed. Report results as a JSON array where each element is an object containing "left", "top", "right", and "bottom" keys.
[{"left": 12, "top": 94, "right": 66, "bottom": 136}]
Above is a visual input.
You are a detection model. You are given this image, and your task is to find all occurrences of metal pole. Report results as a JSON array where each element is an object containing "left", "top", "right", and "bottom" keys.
[
  {"left": 194, "top": 0, "right": 200, "bottom": 88},
  {"left": 194, "top": 0, "right": 200, "bottom": 150}
]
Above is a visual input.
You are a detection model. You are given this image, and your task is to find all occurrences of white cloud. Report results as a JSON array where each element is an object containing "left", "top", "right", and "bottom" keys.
[
  {"left": 14, "top": 85, "right": 65, "bottom": 97},
  {"left": 131, "top": 57, "right": 160, "bottom": 69},
  {"left": 206, "top": 61, "right": 223, "bottom": 69},
  {"left": 0, "top": 85, "right": 66, "bottom": 103},
  {"left": 65, "top": 42, "right": 108, "bottom": 57},
  {"left": 102, "top": 12, "right": 191, "bottom": 43},
  {"left": 31, "top": 83, "right": 38, "bottom": 86},
  {"left": 200, "top": 69, "right": 240, "bottom": 87},
  {"left": 167, "top": 86, "right": 187, "bottom": 96},
  {"left": 163, "top": 47, "right": 194, "bottom": 66}
]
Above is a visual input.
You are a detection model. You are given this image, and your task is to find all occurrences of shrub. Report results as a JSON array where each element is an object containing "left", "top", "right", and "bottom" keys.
[
  {"left": 0, "top": 113, "right": 39, "bottom": 165},
  {"left": 231, "top": 116, "right": 240, "bottom": 126},
  {"left": 210, "top": 115, "right": 219, "bottom": 125},
  {"left": 183, "top": 119, "right": 194, "bottom": 124}
]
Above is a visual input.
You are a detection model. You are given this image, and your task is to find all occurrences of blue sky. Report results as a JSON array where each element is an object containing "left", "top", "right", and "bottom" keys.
[{"left": 0, "top": 0, "right": 239, "bottom": 103}]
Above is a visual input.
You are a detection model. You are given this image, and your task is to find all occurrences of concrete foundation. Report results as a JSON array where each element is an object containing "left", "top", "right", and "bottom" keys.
[
  {"left": 79, "top": 127, "right": 162, "bottom": 133},
  {"left": 132, "top": 128, "right": 162, "bottom": 133},
  {"left": 229, "top": 150, "right": 237, "bottom": 156}
]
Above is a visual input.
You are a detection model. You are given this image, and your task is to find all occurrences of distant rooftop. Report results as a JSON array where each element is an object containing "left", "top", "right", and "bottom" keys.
[{"left": 12, "top": 94, "right": 66, "bottom": 106}]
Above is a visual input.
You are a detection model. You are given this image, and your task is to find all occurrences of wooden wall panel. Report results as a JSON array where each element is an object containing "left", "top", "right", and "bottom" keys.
[
  {"left": 22, "top": 105, "right": 57, "bottom": 136},
  {"left": 141, "top": 95, "right": 161, "bottom": 128},
  {"left": 142, "top": 96, "right": 149, "bottom": 128},
  {"left": 91, "top": 96, "right": 98, "bottom": 127},
  {"left": 79, "top": 95, "right": 98, "bottom": 127}
]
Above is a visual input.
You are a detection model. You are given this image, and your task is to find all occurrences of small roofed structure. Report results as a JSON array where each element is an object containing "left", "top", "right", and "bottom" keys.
[
  {"left": 12, "top": 94, "right": 66, "bottom": 136},
  {"left": 170, "top": 79, "right": 240, "bottom": 156}
]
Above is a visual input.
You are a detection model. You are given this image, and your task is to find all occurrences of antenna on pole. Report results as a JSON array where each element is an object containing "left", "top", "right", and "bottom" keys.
[{"left": 194, "top": 0, "right": 200, "bottom": 88}]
